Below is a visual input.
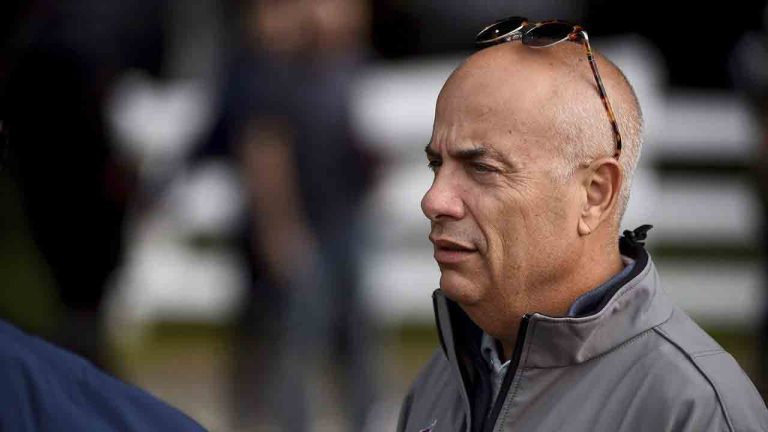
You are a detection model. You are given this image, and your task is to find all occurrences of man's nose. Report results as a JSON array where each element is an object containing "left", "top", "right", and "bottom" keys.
[{"left": 421, "top": 173, "right": 465, "bottom": 222}]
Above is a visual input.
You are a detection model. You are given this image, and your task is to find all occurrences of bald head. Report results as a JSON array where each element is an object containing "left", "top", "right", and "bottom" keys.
[{"left": 437, "top": 42, "right": 643, "bottom": 227}]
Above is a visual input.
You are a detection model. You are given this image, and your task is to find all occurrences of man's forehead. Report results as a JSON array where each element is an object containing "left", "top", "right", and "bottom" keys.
[
  {"left": 428, "top": 98, "right": 551, "bottom": 166},
  {"left": 428, "top": 43, "right": 599, "bottom": 165},
  {"left": 434, "top": 51, "right": 565, "bottom": 139},
  {"left": 436, "top": 42, "right": 600, "bottom": 126},
  {"left": 443, "top": 44, "right": 563, "bottom": 98}
]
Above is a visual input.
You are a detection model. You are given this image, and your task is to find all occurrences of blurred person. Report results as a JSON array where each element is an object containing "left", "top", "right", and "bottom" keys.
[
  {"left": 0, "top": 0, "right": 164, "bottom": 366},
  {"left": 398, "top": 17, "right": 768, "bottom": 432},
  {"left": 195, "top": 0, "right": 377, "bottom": 430}
]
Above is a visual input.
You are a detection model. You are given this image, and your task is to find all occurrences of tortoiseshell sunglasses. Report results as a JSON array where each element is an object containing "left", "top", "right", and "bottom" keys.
[{"left": 475, "top": 17, "right": 622, "bottom": 159}]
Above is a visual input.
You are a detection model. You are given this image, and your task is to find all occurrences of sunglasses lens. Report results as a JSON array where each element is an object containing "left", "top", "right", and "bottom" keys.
[
  {"left": 523, "top": 21, "right": 574, "bottom": 47},
  {"left": 476, "top": 16, "right": 527, "bottom": 45}
]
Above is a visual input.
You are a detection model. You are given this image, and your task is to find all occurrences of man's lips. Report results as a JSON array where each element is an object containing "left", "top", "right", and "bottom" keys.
[{"left": 430, "top": 237, "right": 478, "bottom": 264}]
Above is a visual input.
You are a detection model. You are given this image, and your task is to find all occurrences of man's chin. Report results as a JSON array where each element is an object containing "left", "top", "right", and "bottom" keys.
[{"left": 438, "top": 271, "right": 483, "bottom": 306}]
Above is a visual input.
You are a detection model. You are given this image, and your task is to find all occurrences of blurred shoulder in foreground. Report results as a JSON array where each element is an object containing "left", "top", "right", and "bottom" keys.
[{"left": 0, "top": 319, "right": 207, "bottom": 432}]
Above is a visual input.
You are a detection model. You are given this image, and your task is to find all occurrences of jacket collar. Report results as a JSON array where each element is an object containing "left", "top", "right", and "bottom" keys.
[{"left": 433, "top": 232, "right": 674, "bottom": 370}]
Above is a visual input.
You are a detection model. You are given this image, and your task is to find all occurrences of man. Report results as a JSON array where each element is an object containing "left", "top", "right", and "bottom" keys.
[
  {"left": 397, "top": 18, "right": 768, "bottom": 432},
  {"left": 199, "top": 0, "right": 376, "bottom": 429}
]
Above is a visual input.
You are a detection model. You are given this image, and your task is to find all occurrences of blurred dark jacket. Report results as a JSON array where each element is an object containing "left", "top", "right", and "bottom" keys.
[{"left": 0, "top": 319, "right": 206, "bottom": 431}]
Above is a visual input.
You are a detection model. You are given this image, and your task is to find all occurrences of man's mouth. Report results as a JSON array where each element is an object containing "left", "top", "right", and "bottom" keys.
[{"left": 430, "top": 238, "right": 478, "bottom": 264}]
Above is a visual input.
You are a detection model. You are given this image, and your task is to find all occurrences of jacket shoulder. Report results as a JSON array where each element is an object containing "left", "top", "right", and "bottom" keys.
[{"left": 653, "top": 307, "right": 768, "bottom": 431}]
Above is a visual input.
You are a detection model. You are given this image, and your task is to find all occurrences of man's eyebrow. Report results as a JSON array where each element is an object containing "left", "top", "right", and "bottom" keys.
[
  {"left": 455, "top": 146, "right": 513, "bottom": 167},
  {"left": 454, "top": 147, "right": 489, "bottom": 160},
  {"left": 425, "top": 145, "right": 496, "bottom": 158},
  {"left": 425, "top": 144, "right": 516, "bottom": 169}
]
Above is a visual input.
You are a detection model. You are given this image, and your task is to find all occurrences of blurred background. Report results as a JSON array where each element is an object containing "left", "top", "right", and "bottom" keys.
[{"left": 2, "top": 0, "right": 768, "bottom": 430}]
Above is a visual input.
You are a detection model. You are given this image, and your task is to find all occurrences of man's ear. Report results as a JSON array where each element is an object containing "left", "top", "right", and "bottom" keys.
[{"left": 578, "top": 157, "right": 622, "bottom": 236}]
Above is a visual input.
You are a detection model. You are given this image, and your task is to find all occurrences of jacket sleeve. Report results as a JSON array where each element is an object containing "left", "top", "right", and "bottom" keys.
[
  {"left": 665, "top": 393, "right": 729, "bottom": 432},
  {"left": 692, "top": 351, "right": 768, "bottom": 432},
  {"left": 640, "top": 357, "right": 766, "bottom": 432}
]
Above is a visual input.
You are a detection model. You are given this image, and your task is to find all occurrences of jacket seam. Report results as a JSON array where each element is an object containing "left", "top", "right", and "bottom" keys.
[
  {"left": 690, "top": 349, "right": 725, "bottom": 358},
  {"left": 653, "top": 326, "right": 735, "bottom": 432},
  {"left": 496, "top": 320, "right": 538, "bottom": 431}
]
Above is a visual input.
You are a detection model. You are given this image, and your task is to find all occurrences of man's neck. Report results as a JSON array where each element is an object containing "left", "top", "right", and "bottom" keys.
[{"left": 497, "top": 248, "right": 625, "bottom": 361}]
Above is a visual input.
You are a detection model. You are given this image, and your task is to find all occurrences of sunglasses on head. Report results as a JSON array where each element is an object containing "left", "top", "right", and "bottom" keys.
[{"left": 475, "top": 17, "right": 622, "bottom": 159}]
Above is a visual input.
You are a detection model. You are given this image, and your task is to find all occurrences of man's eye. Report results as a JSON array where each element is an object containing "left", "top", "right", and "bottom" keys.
[
  {"left": 427, "top": 160, "right": 441, "bottom": 172},
  {"left": 471, "top": 163, "right": 496, "bottom": 173}
]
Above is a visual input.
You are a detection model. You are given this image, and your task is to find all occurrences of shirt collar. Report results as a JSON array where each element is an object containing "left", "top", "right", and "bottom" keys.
[
  {"left": 481, "top": 332, "right": 508, "bottom": 374},
  {"left": 567, "top": 256, "right": 636, "bottom": 317}
]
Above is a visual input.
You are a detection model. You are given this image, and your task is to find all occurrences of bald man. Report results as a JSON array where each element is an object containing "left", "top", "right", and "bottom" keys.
[{"left": 397, "top": 25, "right": 768, "bottom": 432}]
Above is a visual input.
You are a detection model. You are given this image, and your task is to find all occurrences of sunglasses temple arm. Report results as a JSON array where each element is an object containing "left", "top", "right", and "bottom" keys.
[{"left": 578, "top": 31, "right": 622, "bottom": 158}]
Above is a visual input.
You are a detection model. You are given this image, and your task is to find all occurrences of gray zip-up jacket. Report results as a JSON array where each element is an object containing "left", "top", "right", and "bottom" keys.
[{"left": 397, "top": 237, "right": 768, "bottom": 432}]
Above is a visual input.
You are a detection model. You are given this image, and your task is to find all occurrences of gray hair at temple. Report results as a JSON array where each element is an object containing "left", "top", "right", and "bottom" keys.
[{"left": 550, "top": 54, "right": 644, "bottom": 228}]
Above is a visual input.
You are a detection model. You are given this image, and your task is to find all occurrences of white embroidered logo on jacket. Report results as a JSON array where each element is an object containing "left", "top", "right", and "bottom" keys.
[{"left": 419, "top": 419, "right": 437, "bottom": 432}]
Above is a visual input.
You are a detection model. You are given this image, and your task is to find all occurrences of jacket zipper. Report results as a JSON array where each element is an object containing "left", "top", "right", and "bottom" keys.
[{"left": 480, "top": 314, "right": 531, "bottom": 432}]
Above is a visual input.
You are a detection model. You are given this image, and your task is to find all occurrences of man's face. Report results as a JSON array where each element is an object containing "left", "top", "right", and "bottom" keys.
[{"left": 421, "top": 61, "right": 584, "bottom": 315}]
